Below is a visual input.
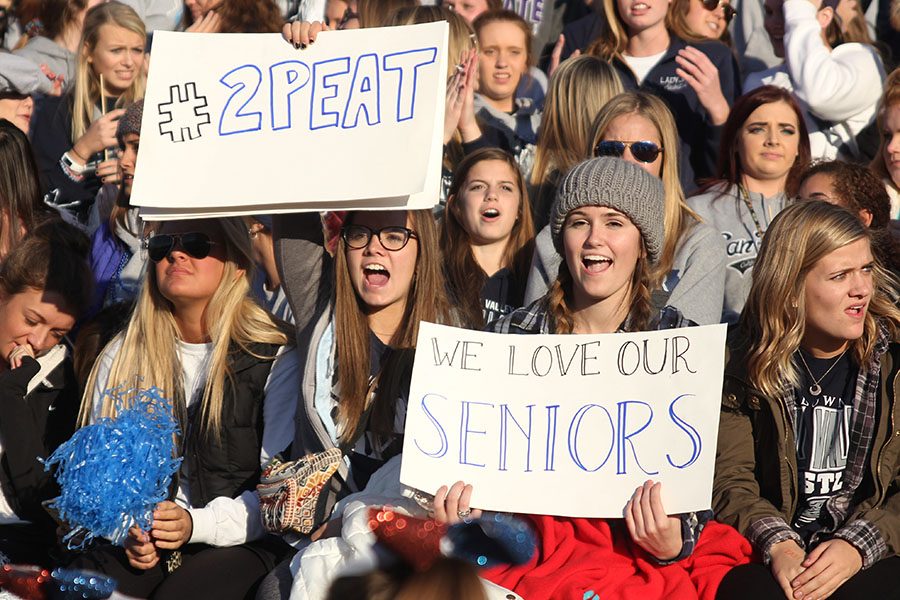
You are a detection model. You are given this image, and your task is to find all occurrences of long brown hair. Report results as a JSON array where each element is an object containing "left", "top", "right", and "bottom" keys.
[
  {"left": 333, "top": 210, "right": 453, "bottom": 442},
  {"left": 706, "top": 85, "right": 811, "bottom": 198},
  {"left": 741, "top": 201, "right": 900, "bottom": 399},
  {"left": 545, "top": 249, "right": 653, "bottom": 334},
  {"left": 358, "top": 0, "right": 418, "bottom": 28},
  {"left": 0, "top": 120, "right": 48, "bottom": 258},
  {"left": 443, "top": 148, "right": 535, "bottom": 328},
  {"left": 211, "top": 0, "right": 283, "bottom": 32}
]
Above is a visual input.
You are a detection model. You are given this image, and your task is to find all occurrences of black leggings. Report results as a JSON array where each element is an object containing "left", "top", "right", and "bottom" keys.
[
  {"left": 717, "top": 557, "right": 900, "bottom": 600},
  {"left": 68, "top": 535, "right": 294, "bottom": 600}
]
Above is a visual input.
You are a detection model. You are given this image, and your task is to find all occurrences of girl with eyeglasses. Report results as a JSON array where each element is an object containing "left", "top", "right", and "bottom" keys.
[
  {"left": 688, "top": 85, "right": 810, "bottom": 323},
  {"left": 584, "top": 0, "right": 740, "bottom": 191},
  {"left": 272, "top": 208, "right": 453, "bottom": 534},
  {"left": 73, "top": 217, "right": 298, "bottom": 599},
  {"left": 528, "top": 92, "right": 727, "bottom": 326},
  {"left": 0, "top": 220, "right": 92, "bottom": 567},
  {"left": 443, "top": 148, "right": 536, "bottom": 328},
  {"left": 713, "top": 201, "right": 900, "bottom": 600},
  {"left": 745, "top": 0, "right": 885, "bottom": 161}
]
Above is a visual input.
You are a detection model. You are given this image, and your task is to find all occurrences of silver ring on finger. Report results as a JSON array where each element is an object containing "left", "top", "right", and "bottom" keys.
[{"left": 457, "top": 508, "right": 472, "bottom": 520}]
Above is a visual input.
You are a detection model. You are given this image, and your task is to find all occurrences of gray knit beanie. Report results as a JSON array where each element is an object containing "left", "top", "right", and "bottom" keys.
[
  {"left": 116, "top": 99, "right": 144, "bottom": 147},
  {"left": 550, "top": 157, "right": 665, "bottom": 264}
]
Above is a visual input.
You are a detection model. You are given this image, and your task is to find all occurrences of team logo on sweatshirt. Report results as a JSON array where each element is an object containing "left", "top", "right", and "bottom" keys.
[
  {"left": 722, "top": 231, "right": 759, "bottom": 275},
  {"left": 657, "top": 75, "right": 687, "bottom": 92}
]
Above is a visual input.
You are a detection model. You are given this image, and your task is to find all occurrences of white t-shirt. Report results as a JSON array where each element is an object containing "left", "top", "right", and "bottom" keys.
[
  {"left": 622, "top": 51, "right": 666, "bottom": 85},
  {"left": 89, "top": 336, "right": 300, "bottom": 546}
]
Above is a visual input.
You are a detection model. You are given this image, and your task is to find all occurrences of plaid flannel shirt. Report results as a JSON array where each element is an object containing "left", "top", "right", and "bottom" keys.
[
  {"left": 748, "top": 326, "right": 892, "bottom": 568},
  {"left": 487, "top": 298, "right": 708, "bottom": 563}
]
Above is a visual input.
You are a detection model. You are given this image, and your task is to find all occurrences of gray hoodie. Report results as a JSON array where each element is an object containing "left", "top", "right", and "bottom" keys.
[
  {"left": 686, "top": 183, "right": 788, "bottom": 323},
  {"left": 13, "top": 37, "right": 75, "bottom": 90}
]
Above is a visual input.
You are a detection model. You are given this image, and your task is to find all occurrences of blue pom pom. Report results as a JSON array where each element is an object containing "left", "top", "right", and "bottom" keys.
[{"left": 43, "top": 387, "right": 182, "bottom": 548}]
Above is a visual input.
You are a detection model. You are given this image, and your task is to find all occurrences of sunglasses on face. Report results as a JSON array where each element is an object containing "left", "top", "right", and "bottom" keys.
[
  {"left": 594, "top": 140, "right": 664, "bottom": 163},
  {"left": 702, "top": 0, "right": 737, "bottom": 22},
  {"left": 341, "top": 224, "right": 418, "bottom": 251},
  {"left": 144, "top": 232, "right": 218, "bottom": 262}
]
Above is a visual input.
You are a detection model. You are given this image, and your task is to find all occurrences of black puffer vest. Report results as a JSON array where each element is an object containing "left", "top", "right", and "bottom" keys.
[{"left": 183, "top": 342, "right": 282, "bottom": 508}]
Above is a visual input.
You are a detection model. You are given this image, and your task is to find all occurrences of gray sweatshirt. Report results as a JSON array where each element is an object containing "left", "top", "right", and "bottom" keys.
[
  {"left": 13, "top": 37, "right": 75, "bottom": 91},
  {"left": 686, "top": 183, "right": 788, "bottom": 323},
  {"left": 523, "top": 216, "right": 727, "bottom": 325}
]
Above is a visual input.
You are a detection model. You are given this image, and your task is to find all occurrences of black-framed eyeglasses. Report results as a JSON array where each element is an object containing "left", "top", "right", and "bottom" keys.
[
  {"left": 594, "top": 140, "right": 664, "bottom": 163},
  {"left": 144, "top": 232, "right": 218, "bottom": 262},
  {"left": 702, "top": 0, "right": 737, "bottom": 22},
  {"left": 341, "top": 225, "right": 418, "bottom": 251}
]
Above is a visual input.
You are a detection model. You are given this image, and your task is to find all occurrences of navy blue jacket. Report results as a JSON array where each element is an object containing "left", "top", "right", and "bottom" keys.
[
  {"left": 558, "top": 17, "right": 741, "bottom": 191},
  {"left": 611, "top": 37, "right": 741, "bottom": 191}
]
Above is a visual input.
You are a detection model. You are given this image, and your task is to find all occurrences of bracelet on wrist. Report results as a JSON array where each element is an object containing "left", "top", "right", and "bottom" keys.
[{"left": 60, "top": 153, "right": 86, "bottom": 182}]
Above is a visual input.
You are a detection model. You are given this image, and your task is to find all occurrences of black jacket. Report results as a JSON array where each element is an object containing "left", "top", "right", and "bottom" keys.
[
  {"left": 30, "top": 94, "right": 107, "bottom": 221},
  {"left": 610, "top": 37, "right": 741, "bottom": 191},
  {"left": 0, "top": 354, "right": 80, "bottom": 530},
  {"left": 183, "top": 342, "right": 281, "bottom": 508}
]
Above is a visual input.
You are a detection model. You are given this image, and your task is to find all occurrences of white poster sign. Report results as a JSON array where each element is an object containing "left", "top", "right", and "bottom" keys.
[
  {"left": 400, "top": 322, "right": 727, "bottom": 518},
  {"left": 132, "top": 23, "right": 447, "bottom": 220}
]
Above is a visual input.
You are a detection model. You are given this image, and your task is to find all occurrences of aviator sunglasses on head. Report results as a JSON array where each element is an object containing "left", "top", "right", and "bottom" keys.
[
  {"left": 594, "top": 140, "right": 664, "bottom": 163},
  {"left": 144, "top": 232, "right": 217, "bottom": 262}
]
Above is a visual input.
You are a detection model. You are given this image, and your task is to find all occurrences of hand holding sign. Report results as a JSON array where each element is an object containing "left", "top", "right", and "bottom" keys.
[
  {"left": 624, "top": 481, "right": 682, "bottom": 561},
  {"left": 400, "top": 323, "right": 727, "bottom": 519},
  {"left": 433, "top": 481, "right": 483, "bottom": 525},
  {"left": 134, "top": 23, "right": 447, "bottom": 219}
]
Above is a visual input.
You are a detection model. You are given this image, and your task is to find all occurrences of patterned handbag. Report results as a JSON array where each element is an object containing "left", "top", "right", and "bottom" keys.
[{"left": 258, "top": 447, "right": 344, "bottom": 535}]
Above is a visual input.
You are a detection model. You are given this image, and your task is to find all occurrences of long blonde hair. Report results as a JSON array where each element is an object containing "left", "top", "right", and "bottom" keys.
[
  {"left": 588, "top": 92, "right": 700, "bottom": 289},
  {"left": 531, "top": 56, "right": 623, "bottom": 188},
  {"left": 742, "top": 201, "right": 900, "bottom": 399},
  {"left": 79, "top": 218, "right": 289, "bottom": 438},
  {"left": 71, "top": 2, "right": 146, "bottom": 143}
]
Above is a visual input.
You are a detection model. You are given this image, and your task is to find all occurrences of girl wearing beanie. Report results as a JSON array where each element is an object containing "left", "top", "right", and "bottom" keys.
[
  {"left": 437, "top": 157, "right": 752, "bottom": 599},
  {"left": 527, "top": 92, "right": 727, "bottom": 326}
]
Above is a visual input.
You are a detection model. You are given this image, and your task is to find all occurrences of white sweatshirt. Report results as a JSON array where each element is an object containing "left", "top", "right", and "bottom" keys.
[{"left": 744, "top": 0, "right": 885, "bottom": 160}]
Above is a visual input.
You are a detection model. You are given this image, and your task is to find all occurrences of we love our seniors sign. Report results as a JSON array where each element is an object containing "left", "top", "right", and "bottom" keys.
[
  {"left": 400, "top": 322, "right": 727, "bottom": 518},
  {"left": 132, "top": 23, "right": 447, "bottom": 220}
]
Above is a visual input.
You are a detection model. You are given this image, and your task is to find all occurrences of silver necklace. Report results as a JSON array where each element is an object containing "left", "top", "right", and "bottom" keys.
[{"left": 797, "top": 348, "right": 848, "bottom": 396}]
